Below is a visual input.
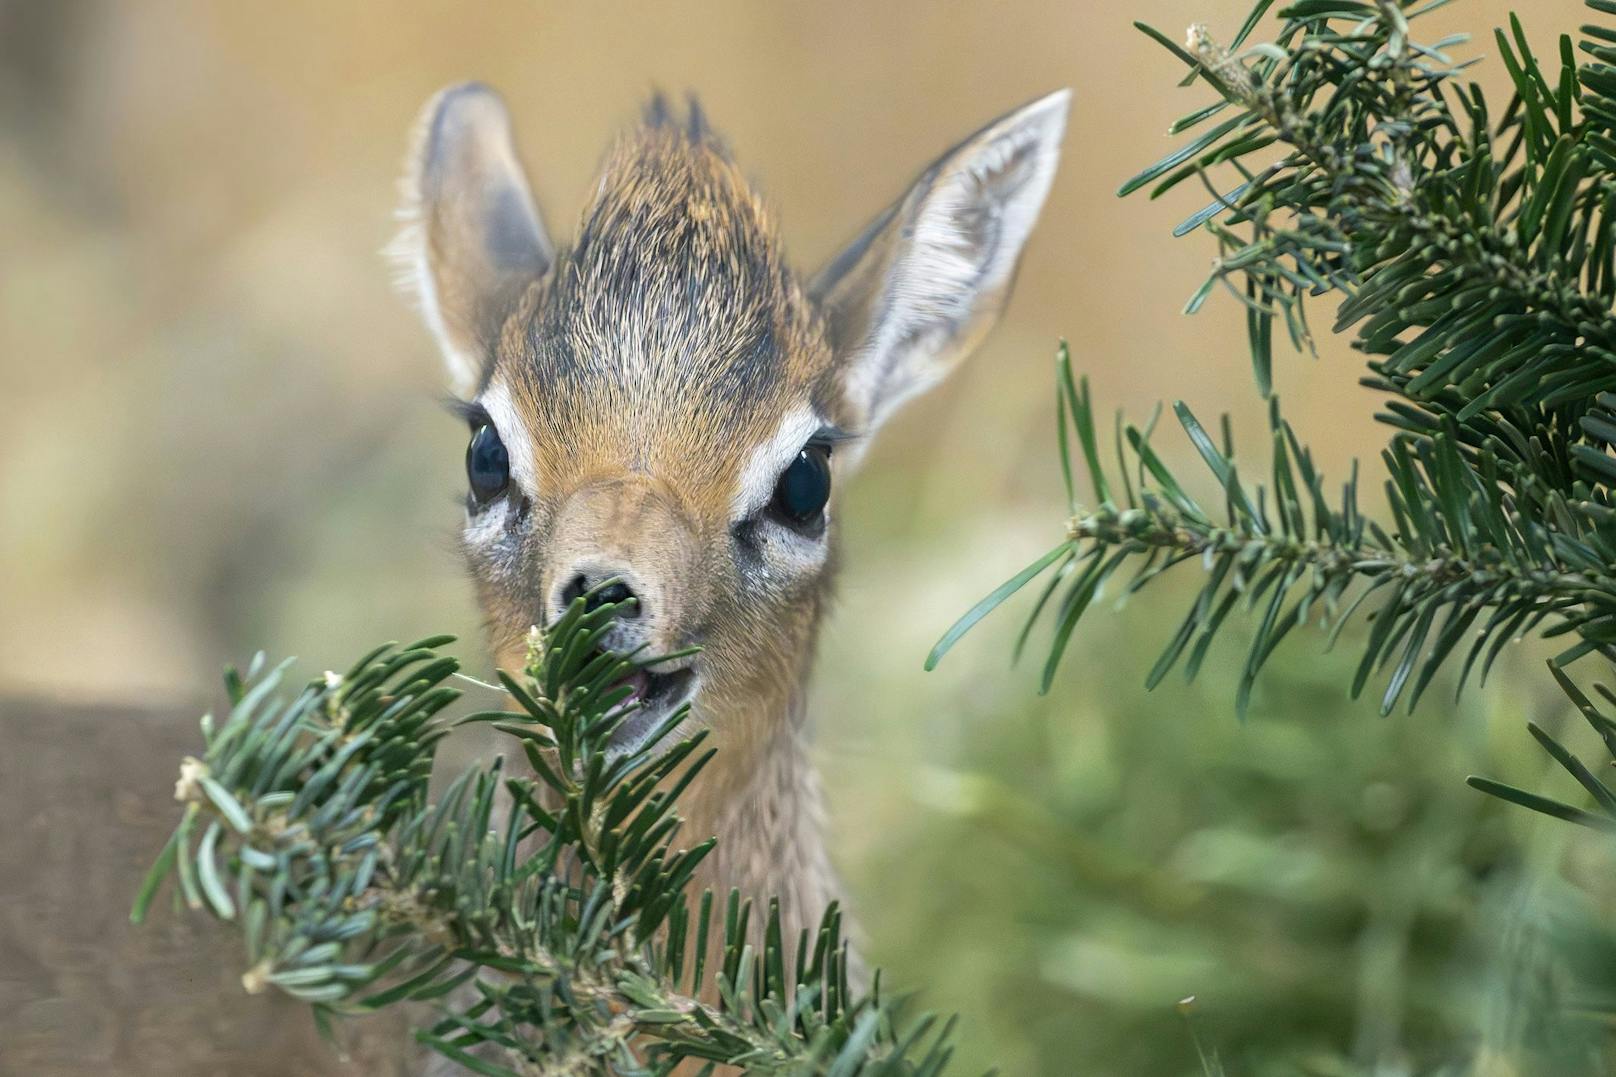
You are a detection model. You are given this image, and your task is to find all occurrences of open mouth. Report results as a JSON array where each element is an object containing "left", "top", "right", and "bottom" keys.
[{"left": 603, "top": 658, "right": 697, "bottom": 754}]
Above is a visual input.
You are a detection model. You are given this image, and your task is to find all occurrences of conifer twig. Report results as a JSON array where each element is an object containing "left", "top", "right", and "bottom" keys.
[{"left": 134, "top": 593, "right": 952, "bottom": 1074}]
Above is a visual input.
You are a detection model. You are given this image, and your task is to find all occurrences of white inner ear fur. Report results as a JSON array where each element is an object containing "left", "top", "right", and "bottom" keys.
[
  {"left": 848, "top": 89, "right": 1068, "bottom": 429},
  {"left": 387, "top": 209, "right": 481, "bottom": 400},
  {"left": 731, "top": 404, "right": 829, "bottom": 522},
  {"left": 388, "top": 132, "right": 481, "bottom": 399}
]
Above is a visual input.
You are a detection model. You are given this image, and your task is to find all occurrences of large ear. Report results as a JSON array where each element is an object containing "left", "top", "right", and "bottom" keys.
[
  {"left": 393, "top": 82, "right": 552, "bottom": 398},
  {"left": 810, "top": 90, "right": 1069, "bottom": 433}
]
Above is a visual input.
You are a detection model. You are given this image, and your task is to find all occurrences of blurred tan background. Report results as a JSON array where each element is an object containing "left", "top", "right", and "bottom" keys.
[
  {"left": 5, "top": 2, "right": 1616, "bottom": 1075},
  {"left": 0, "top": 0, "right": 1420, "bottom": 694}
]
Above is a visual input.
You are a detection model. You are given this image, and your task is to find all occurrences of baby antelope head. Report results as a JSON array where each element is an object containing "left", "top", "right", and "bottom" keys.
[{"left": 395, "top": 84, "right": 1067, "bottom": 769}]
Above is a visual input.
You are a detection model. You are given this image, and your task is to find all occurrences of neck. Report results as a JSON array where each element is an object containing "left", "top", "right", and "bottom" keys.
[{"left": 678, "top": 694, "right": 839, "bottom": 951}]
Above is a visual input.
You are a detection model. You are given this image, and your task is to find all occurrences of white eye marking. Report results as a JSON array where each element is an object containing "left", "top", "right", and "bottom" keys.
[
  {"left": 753, "top": 511, "right": 829, "bottom": 578},
  {"left": 731, "top": 405, "right": 827, "bottom": 523},
  {"left": 461, "top": 378, "right": 537, "bottom": 550},
  {"left": 476, "top": 378, "right": 539, "bottom": 501},
  {"left": 462, "top": 501, "right": 510, "bottom": 547}
]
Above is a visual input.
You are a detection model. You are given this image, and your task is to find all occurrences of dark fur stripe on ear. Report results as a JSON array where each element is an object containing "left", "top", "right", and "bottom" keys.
[{"left": 390, "top": 83, "right": 551, "bottom": 398}]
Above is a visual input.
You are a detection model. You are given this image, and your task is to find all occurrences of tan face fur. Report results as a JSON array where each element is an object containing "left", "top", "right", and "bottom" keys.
[{"left": 395, "top": 85, "right": 1068, "bottom": 767}]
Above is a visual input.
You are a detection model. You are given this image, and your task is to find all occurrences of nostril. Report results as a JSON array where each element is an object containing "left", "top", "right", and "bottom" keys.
[
  {"left": 589, "top": 580, "right": 638, "bottom": 615},
  {"left": 560, "top": 574, "right": 588, "bottom": 609},
  {"left": 560, "top": 573, "right": 641, "bottom": 618}
]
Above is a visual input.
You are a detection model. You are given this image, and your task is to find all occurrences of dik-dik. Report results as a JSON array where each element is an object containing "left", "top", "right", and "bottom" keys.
[{"left": 396, "top": 84, "right": 1067, "bottom": 955}]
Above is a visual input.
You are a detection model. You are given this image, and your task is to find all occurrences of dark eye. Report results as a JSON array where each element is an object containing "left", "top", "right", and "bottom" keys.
[
  {"left": 770, "top": 443, "right": 831, "bottom": 528},
  {"left": 466, "top": 424, "right": 509, "bottom": 504}
]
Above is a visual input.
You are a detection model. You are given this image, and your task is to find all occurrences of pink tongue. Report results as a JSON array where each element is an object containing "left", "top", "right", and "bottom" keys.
[{"left": 619, "top": 669, "right": 651, "bottom": 703}]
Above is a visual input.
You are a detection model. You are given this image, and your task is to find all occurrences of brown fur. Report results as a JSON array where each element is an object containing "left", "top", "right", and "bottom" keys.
[
  {"left": 396, "top": 84, "right": 1068, "bottom": 1032},
  {"left": 475, "top": 113, "right": 842, "bottom": 954}
]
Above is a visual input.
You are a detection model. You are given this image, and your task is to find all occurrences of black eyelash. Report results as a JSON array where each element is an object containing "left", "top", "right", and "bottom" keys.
[
  {"left": 445, "top": 397, "right": 492, "bottom": 430},
  {"left": 812, "top": 424, "right": 859, "bottom": 447}
]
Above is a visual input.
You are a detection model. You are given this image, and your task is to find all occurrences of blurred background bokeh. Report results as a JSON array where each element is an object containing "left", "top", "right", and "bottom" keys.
[{"left": 5, "top": 1, "right": 1616, "bottom": 1074}]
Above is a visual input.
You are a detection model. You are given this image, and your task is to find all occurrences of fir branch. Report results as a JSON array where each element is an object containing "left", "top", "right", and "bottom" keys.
[
  {"left": 928, "top": 346, "right": 1616, "bottom": 718},
  {"left": 133, "top": 594, "right": 954, "bottom": 1075},
  {"left": 1469, "top": 661, "right": 1616, "bottom": 833},
  {"left": 1124, "top": 0, "right": 1616, "bottom": 424},
  {"left": 929, "top": 3, "right": 1616, "bottom": 722}
]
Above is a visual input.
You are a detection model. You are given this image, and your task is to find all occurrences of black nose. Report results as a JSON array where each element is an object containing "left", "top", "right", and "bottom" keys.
[{"left": 560, "top": 574, "right": 640, "bottom": 617}]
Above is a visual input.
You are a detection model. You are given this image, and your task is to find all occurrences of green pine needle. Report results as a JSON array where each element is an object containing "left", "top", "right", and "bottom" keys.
[{"left": 134, "top": 594, "right": 957, "bottom": 1073}]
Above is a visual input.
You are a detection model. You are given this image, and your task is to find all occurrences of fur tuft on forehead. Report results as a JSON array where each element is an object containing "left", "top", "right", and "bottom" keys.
[{"left": 518, "top": 97, "right": 820, "bottom": 431}]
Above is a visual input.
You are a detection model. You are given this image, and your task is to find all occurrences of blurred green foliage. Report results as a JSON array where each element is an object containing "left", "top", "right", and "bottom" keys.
[{"left": 856, "top": 593, "right": 1616, "bottom": 1075}]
